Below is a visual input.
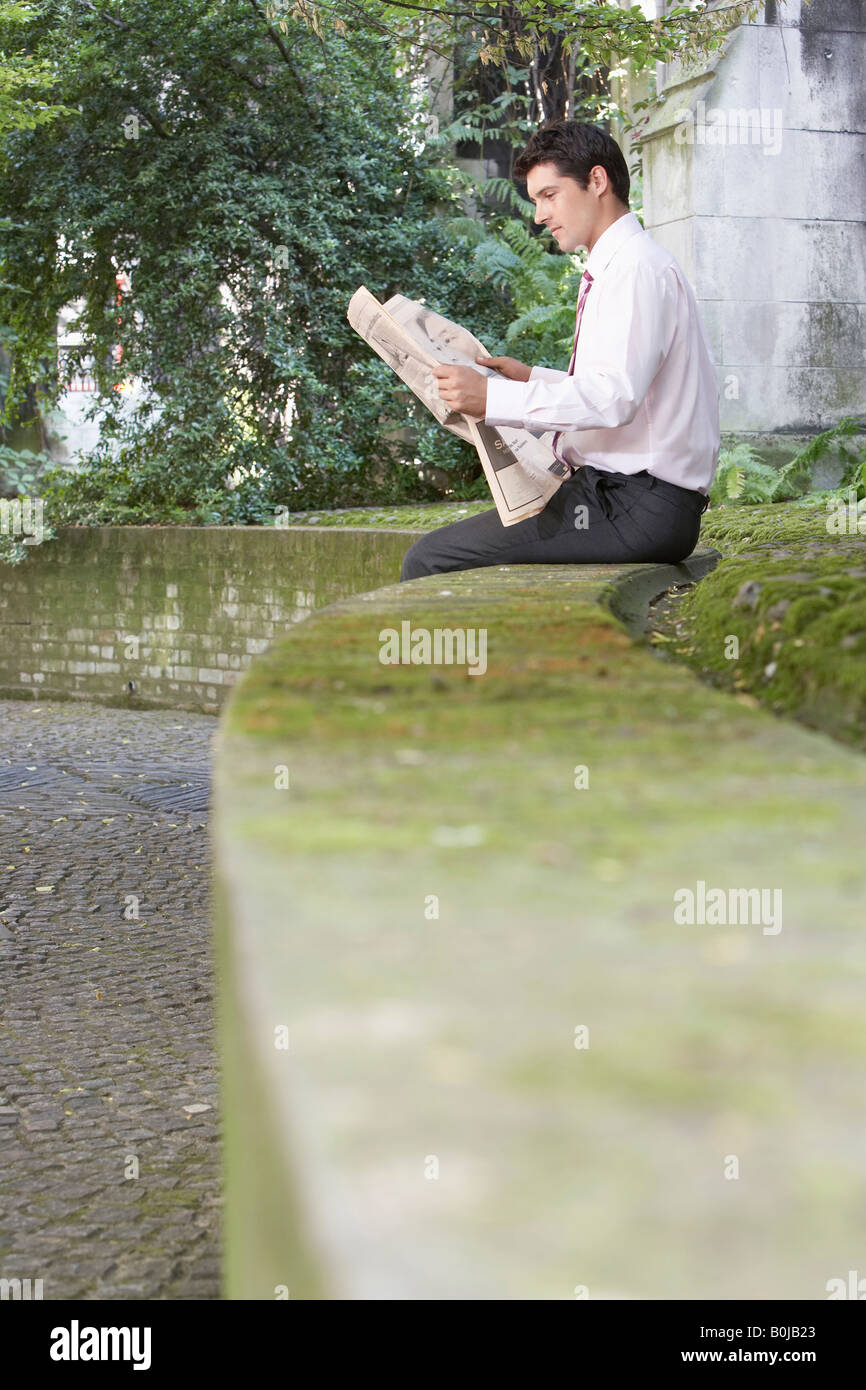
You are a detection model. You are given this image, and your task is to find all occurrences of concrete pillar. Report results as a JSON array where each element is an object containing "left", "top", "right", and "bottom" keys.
[{"left": 637, "top": 0, "right": 866, "bottom": 444}]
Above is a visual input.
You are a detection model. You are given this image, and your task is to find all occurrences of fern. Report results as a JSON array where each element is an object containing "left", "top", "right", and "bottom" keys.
[
  {"left": 475, "top": 176, "right": 535, "bottom": 221},
  {"left": 470, "top": 239, "right": 522, "bottom": 288},
  {"left": 438, "top": 116, "right": 487, "bottom": 145},
  {"left": 782, "top": 416, "right": 862, "bottom": 474},
  {"left": 781, "top": 417, "right": 866, "bottom": 502},
  {"left": 497, "top": 218, "right": 546, "bottom": 259},
  {"left": 443, "top": 215, "right": 488, "bottom": 246},
  {"left": 506, "top": 302, "right": 573, "bottom": 347},
  {"left": 710, "top": 444, "right": 776, "bottom": 507},
  {"left": 708, "top": 424, "right": 866, "bottom": 510},
  {"left": 497, "top": 220, "right": 559, "bottom": 297},
  {"left": 725, "top": 462, "right": 745, "bottom": 500}
]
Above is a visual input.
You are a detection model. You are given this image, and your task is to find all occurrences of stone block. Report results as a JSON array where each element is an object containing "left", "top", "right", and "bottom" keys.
[
  {"left": 718, "top": 299, "right": 864, "bottom": 370},
  {"left": 719, "top": 130, "right": 866, "bottom": 221},
  {"left": 757, "top": 25, "right": 866, "bottom": 133},
  {"left": 642, "top": 134, "right": 695, "bottom": 227},
  {"left": 765, "top": 1, "right": 866, "bottom": 33},
  {"left": 694, "top": 216, "right": 866, "bottom": 303},
  {"left": 718, "top": 364, "right": 865, "bottom": 431},
  {"left": 643, "top": 216, "right": 696, "bottom": 286}
]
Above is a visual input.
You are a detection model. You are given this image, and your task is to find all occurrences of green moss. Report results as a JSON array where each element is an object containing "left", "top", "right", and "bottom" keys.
[
  {"left": 213, "top": 549, "right": 866, "bottom": 1297},
  {"left": 656, "top": 501, "right": 866, "bottom": 749},
  {"left": 275, "top": 501, "right": 492, "bottom": 530}
]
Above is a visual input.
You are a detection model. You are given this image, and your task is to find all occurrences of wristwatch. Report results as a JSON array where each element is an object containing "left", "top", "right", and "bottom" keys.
[{"left": 549, "top": 458, "right": 575, "bottom": 480}]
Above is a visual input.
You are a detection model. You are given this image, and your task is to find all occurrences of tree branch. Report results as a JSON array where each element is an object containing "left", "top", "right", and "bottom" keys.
[
  {"left": 247, "top": 0, "right": 311, "bottom": 101},
  {"left": 122, "top": 97, "right": 171, "bottom": 138},
  {"left": 214, "top": 55, "right": 266, "bottom": 92},
  {"left": 78, "top": 0, "right": 130, "bottom": 32}
]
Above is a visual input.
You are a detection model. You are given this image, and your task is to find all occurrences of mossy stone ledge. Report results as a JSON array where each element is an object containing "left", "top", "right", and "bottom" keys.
[
  {"left": 660, "top": 499, "right": 866, "bottom": 750},
  {"left": 213, "top": 546, "right": 866, "bottom": 1300}
]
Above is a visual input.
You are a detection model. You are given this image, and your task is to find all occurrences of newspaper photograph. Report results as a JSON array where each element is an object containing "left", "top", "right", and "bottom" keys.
[{"left": 347, "top": 286, "right": 566, "bottom": 526}]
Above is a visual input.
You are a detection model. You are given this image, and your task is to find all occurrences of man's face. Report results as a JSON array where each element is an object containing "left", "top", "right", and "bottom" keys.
[{"left": 526, "top": 161, "right": 603, "bottom": 253}]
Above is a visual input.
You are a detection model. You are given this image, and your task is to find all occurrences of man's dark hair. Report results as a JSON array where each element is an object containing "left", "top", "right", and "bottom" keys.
[{"left": 514, "top": 121, "right": 630, "bottom": 206}]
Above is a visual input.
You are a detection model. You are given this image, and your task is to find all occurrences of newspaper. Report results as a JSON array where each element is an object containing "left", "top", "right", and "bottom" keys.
[{"left": 347, "top": 286, "right": 567, "bottom": 526}]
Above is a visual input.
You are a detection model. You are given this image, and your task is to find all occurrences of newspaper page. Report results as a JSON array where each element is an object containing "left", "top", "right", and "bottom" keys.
[{"left": 347, "top": 286, "right": 565, "bottom": 526}]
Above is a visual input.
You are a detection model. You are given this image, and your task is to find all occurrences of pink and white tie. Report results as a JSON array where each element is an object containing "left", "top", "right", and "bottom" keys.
[{"left": 551, "top": 268, "right": 594, "bottom": 474}]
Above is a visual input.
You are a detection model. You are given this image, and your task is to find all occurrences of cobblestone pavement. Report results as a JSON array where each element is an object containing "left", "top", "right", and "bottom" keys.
[{"left": 0, "top": 700, "right": 220, "bottom": 1300}]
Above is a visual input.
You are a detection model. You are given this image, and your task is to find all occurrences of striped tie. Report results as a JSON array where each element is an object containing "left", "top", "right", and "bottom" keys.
[{"left": 551, "top": 268, "right": 594, "bottom": 473}]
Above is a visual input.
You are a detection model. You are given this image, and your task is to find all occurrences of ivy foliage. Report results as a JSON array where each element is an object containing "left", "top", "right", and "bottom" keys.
[
  {"left": 0, "top": 0, "right": 514, "bottom": 520},
  {"left": 0, "top": 1, "right": 77, "bottom": 137}
]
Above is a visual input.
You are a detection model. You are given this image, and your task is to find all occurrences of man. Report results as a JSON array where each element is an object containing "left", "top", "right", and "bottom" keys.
[{"left": 400, "top": 120, "right": 719, "bottom": 581}]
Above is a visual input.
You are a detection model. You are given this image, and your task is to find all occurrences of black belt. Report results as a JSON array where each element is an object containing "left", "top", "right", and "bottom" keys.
[{"left": 565, "top": 464, "right": 710, "bottom": 516}]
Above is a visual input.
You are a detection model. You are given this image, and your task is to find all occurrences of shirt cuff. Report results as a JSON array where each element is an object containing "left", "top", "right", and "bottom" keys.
[
  {"left": 485, "top": 377, "right": 531, "bottom": 430},
  {"left": 530, "top": 365, "right": 570, "bottom": 383}
]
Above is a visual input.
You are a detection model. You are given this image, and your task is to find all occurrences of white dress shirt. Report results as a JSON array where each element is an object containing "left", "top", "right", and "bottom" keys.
[{"left": 484, "top": 211, "right": 720, "bottom": 496}]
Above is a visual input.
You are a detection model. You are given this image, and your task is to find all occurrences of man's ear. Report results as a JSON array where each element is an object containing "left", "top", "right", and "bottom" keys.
[{"left": 589, "top": 164, "right": 609, "bottom": 198}]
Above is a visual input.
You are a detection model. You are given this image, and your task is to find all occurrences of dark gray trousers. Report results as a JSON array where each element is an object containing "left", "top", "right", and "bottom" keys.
[{"left": 400, "top": 465, "right": 709, "bottom": 581}]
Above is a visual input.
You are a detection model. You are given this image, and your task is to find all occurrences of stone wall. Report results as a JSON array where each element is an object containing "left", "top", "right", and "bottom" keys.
[
  {"left": 212, "top": 545, "right": 866, "bottom": 1298},
  {"left": 0, "top": 526, "right": 415, "bottom": 713},
  {"left": 639, "top": 0, "right": 865, "bottom": 438}
]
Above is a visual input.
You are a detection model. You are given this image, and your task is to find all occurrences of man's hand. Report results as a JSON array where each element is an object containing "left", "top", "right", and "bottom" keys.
[
  {"left": 432, "top": 364, "right": 488, "bottom": 420},
  {"left": 432, "top": 353, "right": 534, "bottom": 418},
  {"left": 478, "top": 355, "right": 532, "bottom": 382}
]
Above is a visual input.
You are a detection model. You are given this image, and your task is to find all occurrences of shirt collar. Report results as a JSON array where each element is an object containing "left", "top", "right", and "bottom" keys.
[{"left": 585, "top": 211, "right": 643, "bottom": 278}]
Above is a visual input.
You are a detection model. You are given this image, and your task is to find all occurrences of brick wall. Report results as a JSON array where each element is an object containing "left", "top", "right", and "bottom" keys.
[{"left": 0, "top": 526, "right": 415, "bottom": 713}]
